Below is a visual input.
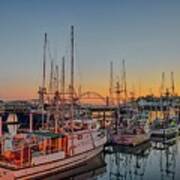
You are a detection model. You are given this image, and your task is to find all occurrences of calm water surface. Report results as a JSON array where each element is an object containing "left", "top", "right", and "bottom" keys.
[{"left": 44, "top": 137, "right": 180, "bottom": 180}]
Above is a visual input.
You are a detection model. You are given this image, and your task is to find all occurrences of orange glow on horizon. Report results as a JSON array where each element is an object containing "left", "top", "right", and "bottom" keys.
[{"left": 1, "top": 78, "right": 180, "bottom": 100}]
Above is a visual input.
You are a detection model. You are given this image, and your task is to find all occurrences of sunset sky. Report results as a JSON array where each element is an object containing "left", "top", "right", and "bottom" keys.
[{"left": 1, "top": 0, "right": 180, "bottom": 100}]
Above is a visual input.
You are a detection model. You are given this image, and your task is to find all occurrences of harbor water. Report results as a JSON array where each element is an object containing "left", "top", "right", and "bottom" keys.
[{"left": 41, "top": 137, "right": 180, "bottom": 180}]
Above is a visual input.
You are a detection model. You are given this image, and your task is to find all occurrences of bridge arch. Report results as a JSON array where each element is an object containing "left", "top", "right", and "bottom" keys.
[{"left": 78, "top": 91, "right": 107, "bottom": 105}]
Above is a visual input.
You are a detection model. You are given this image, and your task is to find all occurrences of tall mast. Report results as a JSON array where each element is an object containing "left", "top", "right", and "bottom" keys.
[
  {"left": 122, "top": 59, "right": 127, "bottom": 103},
  {"left": 116, "top": 80, "right": 120, "bottom": 105},
  {"left": 61, "top": 56, "right": 65, "bottom": 99},
  {"left": 160, "top": 72, "right": 165, "bottom": 119},
  {"left": 61, "top": 56, "right": 65, "bottom": 124},
  {"left": 70, "top": 25, "right": 75, "bottom": 155},
  {"left": 55, "top": 64, "right": 59, "bottom": 92},
  {"left": 42, "top": 33, "right": 47, "bottom": 129},
  {"left": 109, "top": 61, "right": 114, "bottom": 105},
  {"left": 170, "top": 71, "right": 175, "bottom": 96},
  {"left": 43, "top": 33, "right": 47, "bottom": 89},
  {"left": 49, "top": 59, "right": 54, "bottom": 93},
  {"left": 70, "top": 25, "right": 74, "bottom": 98},
  {"left": 161, "top": 72, "right": 165, "bottom": 96}
]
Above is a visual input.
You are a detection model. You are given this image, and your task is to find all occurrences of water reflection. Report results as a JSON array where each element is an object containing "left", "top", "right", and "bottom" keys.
[
  {"left": 102, "top": 139, "right": 179, "bottom": 180},
  {"left": 152, "top": 139, "right": 177, "bottom": 180},
  {"left": 40, "top": 153, "right": 106, "bottom": 180},
  {"left": 109, "top": 142, "right": 151, "bottom": 180},
  {"left": 38, "top": 138, "right": 180, "bottom": 180}
]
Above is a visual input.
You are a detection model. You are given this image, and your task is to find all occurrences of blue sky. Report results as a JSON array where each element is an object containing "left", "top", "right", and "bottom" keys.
[{"left": 0, "top": 0, "right": 180, "bottom": 99}]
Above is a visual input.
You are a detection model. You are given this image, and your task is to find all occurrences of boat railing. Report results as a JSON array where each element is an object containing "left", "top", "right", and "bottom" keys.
[{"left": 0, "top": 134, "right": 68, "bottom": 168}]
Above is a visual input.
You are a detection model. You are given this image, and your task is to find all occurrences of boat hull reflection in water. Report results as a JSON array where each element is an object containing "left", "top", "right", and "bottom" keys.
[
  {"left": 39, "top": 153, "right": 106, "bottom": 180},
  {"left": 108, "top": 142, "right": 151, "bottom": 180},
  {"left": 40, "top": 135, "right": 180, "bottom": 180}
]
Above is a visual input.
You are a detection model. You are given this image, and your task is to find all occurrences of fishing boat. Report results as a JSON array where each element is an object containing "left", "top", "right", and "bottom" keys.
[
  {"left": 112, "top": 125, "right": 150, "bottom": 147},
  {"left": 0, "top": 115, "right": 106, "bottom": 179},
  {"left": 150, "top": 118, "right": 178, "bottom": 142},
  {"left": 113, "top": 140, "right": 151, "bottom": 155},
  {"left": 150, "top": 81, "right": 178, "bottom": 142},
  {"left": 0, "top": 26, "right": 107, "bottom": 179},
  {"left": 111, "top": 106, "right": 150, "bottom": 147}
]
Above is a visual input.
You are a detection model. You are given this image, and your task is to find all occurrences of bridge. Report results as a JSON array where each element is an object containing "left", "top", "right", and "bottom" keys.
[
  {"left": 80, "top": 104, "right": 117, "bottom": 112},
  {"left": 0, "top": 91, "right": 118, "bottom": 114}
]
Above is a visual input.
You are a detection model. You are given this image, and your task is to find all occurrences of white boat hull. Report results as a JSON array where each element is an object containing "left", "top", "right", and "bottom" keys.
[
  {"left": 0, "top": 145, "right": 104, "bottom": 180},
  {"left": 112, "top": 133, "right": 150, "bottom": 146}
]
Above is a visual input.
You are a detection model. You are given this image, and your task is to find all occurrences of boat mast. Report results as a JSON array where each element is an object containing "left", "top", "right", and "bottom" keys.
[
  {"left": 70, "top": 25, "right": 74, "bottom": 155},
  {"left": 43, "top": 33, "right": 47, "bottom": 91},
  {"left": 55, "top": 64, "right": 59, "bottom": 92},
  {"left": 109, "top": 61, "right": 114, "bottom": 105},
  {"left": 60, "top": 56, "right": 65, "bottom": 124},
  {"left": 49, "top": 59, "right": 54, "bottom": 94},
  {"left": 42, "top": 32, "right": 47, "bottom": 129},
  {"left": 171, "top": 71, "right": 175, "bottom": 96},
  {"left": 122, "top": 59, "right": 127, "bottom": 104},
  {"left": 170, "top": 71, "right": 177, "bottom": 120},
  {"left": 160, "top": 72, "right": 165, "bottom": 119},
  {"left": 71, "top": 25, "right": 74, "bottom": 99},
  {"left": 116, "top": 79, "right": 121, "bottom": 106},
  {"left": 61, "top": 56, "right": 65, "bottom": 100}
]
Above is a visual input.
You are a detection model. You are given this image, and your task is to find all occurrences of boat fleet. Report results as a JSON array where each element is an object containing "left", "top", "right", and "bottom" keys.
[
  {"left": 0, "top": 26, "right": 180, "bottom": 179},
  {"left": 0, "top": 97, "right": 179, "bottom": 179},
  {"left": 110, "top": 101, "right": 180, "bottom": 148}
]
